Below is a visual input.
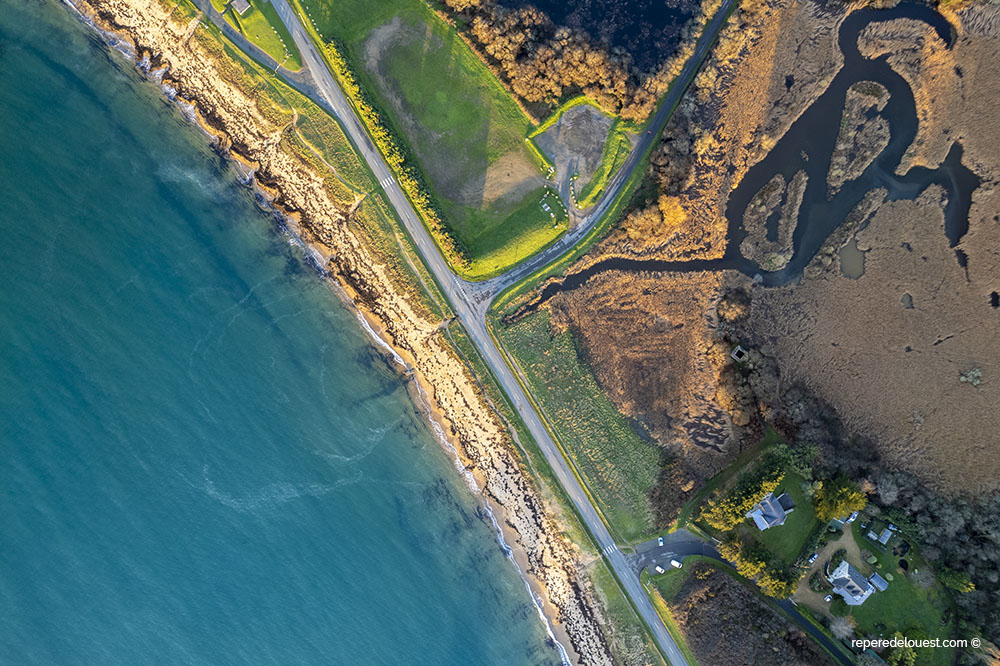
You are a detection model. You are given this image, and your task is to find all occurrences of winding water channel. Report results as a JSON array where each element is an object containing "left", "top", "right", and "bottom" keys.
[{"left": 518, "top": 1, "right": 980, "bottom": 313}]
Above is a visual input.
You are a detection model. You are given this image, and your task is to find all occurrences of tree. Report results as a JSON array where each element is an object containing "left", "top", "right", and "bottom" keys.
[
  {"left": 939, "top": 568, "right": 976, "bottom": 593},
  {"left": 830, "top": 597, "right": 849, "bottom": 617},
  {"left": 830, "top": 615, "right": 856, "bottom": 640},
  {"left": 815, "top": 477, "right": 868, "bottom": 521},
  {"left": 886, "top": 632, "right": 917, "bottom": 666},
  {"left": 700, "top": 453, "right": 786, "bottom": 530}
]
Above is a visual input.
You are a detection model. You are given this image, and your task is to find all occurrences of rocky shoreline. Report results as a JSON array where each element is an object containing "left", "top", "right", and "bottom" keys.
[{"left": 65, "top": 0, "right": 615, "bottom": 663}]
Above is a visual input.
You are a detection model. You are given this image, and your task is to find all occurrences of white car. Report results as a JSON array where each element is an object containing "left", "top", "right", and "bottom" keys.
[
  {"left": 807, "top": 552, "right": 819, "bottom": 564},
  {"left": 846, "top": 511, "right": 859, "bottom": 523},
  {"left": 657, "top": 536, "right": 664, "bottom": 547},
  {"left": 654, "top": 565, "right": 666, "bottom": 574},
  {"left": 824, "top": 595, "right": 833, "bottom": 603},
  {"left": 670, "top": 559, "right": 683, "bottom": 569}
]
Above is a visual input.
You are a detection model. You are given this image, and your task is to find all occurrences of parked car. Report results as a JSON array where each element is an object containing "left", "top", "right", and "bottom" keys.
[
  {"left": 808, "top": 552, "right": 819, "bottom": 564},
  {"left": 670, "top": 559, "right": 683, "bottom": 569},
  {"left": 654, "top": 565, "right": 666, "bottom": 574},
  {"left": 846, "top": 511, "right": 859, "bottom": 523},
  {"left": 657, "top": 536, "right": 664, "bottom": 547},
  {"left": 824, "top": 594, "right": 833, "bottom": 603}
]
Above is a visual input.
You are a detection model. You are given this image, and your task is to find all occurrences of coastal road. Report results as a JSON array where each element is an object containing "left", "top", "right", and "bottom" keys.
[{"left": 263, "top": 2, "right": 739, "bottom": 664}]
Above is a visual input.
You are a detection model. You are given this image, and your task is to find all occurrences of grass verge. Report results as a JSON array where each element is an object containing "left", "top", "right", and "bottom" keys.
[
  {"left": 576, "top": 120, "right": 632, "bottom": 208},
  {"left": 491, "top": 308, "right": 660, "bottom": 544},
  {"left": 223, "top": 0, "right": 302, "bottom": 70}
]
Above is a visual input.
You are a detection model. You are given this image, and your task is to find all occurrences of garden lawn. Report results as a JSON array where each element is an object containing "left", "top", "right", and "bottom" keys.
[
  {"left": 848, "top": 524, "right": 955, "bottom": 666},
  {"left": 496, "top": 309, "right": 660, "bottom": 543},
  {"left": 224, "top": 0, "right": 302, "bottom": 70},
  {"left": 751, "top": 473, "right": 817, "bottom": 564},
  {"left": 298, "top": 0, "right": 561, "bottom": 279}
]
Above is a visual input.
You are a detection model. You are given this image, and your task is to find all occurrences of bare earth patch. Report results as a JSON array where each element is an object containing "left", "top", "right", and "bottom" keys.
[
  {"left": 534, "top": 104, "right": 614, "bottom": 191},
  {"left": 481, "top": 149, "right": 547, "bottom": 211}
]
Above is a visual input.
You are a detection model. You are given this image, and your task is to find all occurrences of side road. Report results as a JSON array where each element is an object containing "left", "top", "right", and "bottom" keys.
[
  {"left": 221, "top": 1, "right": 735, "bottom": 664},
  {"left": 629, "top": 534, "right": 854, "bottom": 666}
]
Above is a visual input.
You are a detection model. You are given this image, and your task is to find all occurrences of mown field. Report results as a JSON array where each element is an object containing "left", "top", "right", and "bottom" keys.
[
  {"left": 295, "top": 0, "right": 565, "bottom": 278},
  {"left": 222, "top": 0, "right": 302, "bottom": 70},
  {"left": 495, "top": 309, "right": 660, "bottom": 543}
]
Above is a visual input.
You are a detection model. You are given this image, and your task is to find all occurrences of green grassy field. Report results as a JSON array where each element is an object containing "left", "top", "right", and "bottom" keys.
[
  {"left": 748, "top": 473, "right": 817, "bottom": 564},
  {"left": 494, "top": 309, "right": 660, "bottom": 543},
  {"left": 296, "top": 0, "right": 561, "bottom": 279},
  {"left": 848, "top": 523, "right": 956, "bottom": 666},
  {"left": 463, "top": 189, "right": 567, "bottom": 275},
  {"left": 223, "top": 0, "right": 302, "bottom": 70}
]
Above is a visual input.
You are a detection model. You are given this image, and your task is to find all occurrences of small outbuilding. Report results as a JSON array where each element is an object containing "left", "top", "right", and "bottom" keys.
[
  {"left": 231, "top": 0, "right": 251, "bottom": 15},
  {"left": 869, "top": 572, "right": 889, "bottom": 592}
]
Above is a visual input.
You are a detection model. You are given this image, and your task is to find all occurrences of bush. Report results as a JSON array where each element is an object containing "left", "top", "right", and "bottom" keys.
[
  {"left": 830, "top": 597, "right": 849, "bottom": 616},
  {"left": 815, "top": 476, "right": 868, "bottom": 521}
]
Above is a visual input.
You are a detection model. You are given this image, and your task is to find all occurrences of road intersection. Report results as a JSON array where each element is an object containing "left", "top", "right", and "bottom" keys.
[{"left": 244, "top": 2, "right": 737, "bottom": 663}]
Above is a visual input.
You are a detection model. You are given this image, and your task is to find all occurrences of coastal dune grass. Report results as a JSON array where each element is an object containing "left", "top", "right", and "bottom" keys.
[
  {"left": 496, "top": 309, "right": 660, "bottom": 544},
  {"left": 296, "top": 0, "right": 564, "bottom": 279}
]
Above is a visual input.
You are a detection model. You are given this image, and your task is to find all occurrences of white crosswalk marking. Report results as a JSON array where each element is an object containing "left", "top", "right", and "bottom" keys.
[
  {"left": 379, "top": 176, "right": 394, "bottom": 189},
  {"left": 602, "top": 544, "right": 617, "bottom": 556}
]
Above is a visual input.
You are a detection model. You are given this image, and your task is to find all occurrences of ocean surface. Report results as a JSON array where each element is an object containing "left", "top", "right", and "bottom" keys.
[{"left": 0, "top": 3, "right": 562, "bottom": 664}]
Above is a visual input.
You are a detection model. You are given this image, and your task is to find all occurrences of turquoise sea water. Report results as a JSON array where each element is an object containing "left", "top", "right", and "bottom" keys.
[{"left": 0, "top": 3, "right": 562, "bottom": 664}]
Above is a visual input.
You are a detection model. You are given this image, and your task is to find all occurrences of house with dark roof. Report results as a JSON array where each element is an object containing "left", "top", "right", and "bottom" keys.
[
  {"left": 830, "top": 560, "right": 874, "bottom": 605},
  {"left": 746, "top": 491, "right": 796, "bottom": 531}
]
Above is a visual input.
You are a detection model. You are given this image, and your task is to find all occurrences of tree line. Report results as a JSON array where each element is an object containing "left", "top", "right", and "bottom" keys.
[{"left": 438, "top": 0, "right": 704, "bottom": 123}]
